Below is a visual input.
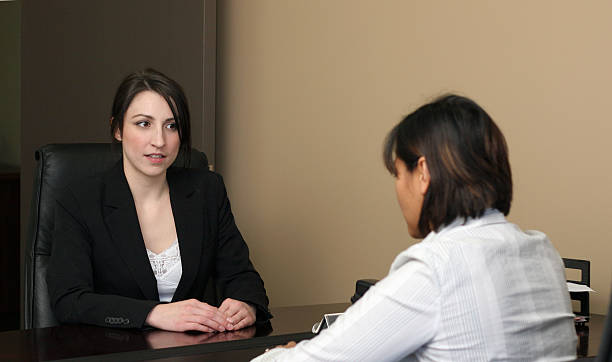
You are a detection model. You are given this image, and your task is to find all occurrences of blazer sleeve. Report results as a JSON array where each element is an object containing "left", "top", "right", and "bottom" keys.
[
  {"left": 212, "top": 174, "right": 273, "bottom": 322},
  {"left": 46, "top": 188, "right": 160, "bottom": 329}
]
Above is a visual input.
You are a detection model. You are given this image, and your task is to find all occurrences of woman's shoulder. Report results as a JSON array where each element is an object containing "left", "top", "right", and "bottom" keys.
[
  {"left": 167, "top": 166, "right": 222, "bottom": 186},
  {"left": 388, "top": 223, "right": 496, "bottom": 274},
  {"left": 50, "top": 169, "right": 112, "bottom": 225},
  {"left": 58, "top": 161, "right": 128, "bottom": 209},
  {"left": 166, "top": 167, "right": 230, "bottom": 202},
  {"left": 59, "top": 169, "right": 107, "bottom": 203},
  {"left": 390, "top": 236, "right": 453, "bottom": 274}
]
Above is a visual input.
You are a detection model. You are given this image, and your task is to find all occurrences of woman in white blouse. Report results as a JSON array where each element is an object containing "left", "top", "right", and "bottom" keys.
[{"left": 254, "top": 95, "right": 577, "bottom": 361}]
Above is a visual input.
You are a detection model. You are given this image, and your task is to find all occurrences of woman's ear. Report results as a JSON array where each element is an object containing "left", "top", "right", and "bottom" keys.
[
  {"left": 113, "top": 122, "right": 122, "bottom": 142},
  {"left": 110, "top": 117, "right": 123, "bottom": 141},
  {"left": 416, "top": 157, "right": 430, "bottom": 195}
]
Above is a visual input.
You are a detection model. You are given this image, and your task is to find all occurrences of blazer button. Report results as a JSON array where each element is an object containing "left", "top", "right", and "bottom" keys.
[{"left": 105, "top": 316, "right": 127, "bottom": 325}]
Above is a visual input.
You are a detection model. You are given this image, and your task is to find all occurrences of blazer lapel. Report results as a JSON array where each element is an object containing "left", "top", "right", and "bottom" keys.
[
  {"left": 168, "top": 169, "right": 204, "bottom": 301},
  {"left": 102, "top": 162, "right": 159, "bottom": 301}
]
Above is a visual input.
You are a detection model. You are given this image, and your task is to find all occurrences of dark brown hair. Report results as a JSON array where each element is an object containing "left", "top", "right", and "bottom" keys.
[
  {"left": 383, "top": 94, "right": 512, "bottom": 236},
  {"left": 110, "top": 68, "right": 191, "bottom": 165}
]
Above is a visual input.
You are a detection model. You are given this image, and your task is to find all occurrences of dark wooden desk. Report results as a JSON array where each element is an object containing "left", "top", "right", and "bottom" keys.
[
  {"left": 0, "top": 303, "right": 348, "bottom": 361},
  {"left": 158, "top": 315, "right": 608, "bottom": 362},
  {"left": 0, "top": 305, "right": 604, "bottom": 361}
]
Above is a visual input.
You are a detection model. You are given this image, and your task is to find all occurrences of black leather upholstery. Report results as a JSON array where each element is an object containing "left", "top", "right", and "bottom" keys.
[{"left": 24, "top": 143, "right": 208, "bottom": 329}]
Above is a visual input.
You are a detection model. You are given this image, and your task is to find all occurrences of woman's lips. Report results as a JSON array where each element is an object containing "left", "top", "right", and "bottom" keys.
[{"left": 145, "top": 154, "right": 166, "bottom": 163}]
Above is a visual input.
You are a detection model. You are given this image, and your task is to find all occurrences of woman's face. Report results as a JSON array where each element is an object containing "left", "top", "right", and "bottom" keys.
[
  {"left": 394, "top": 157, "right": 429, "bottom": 238},
  {"left": 115, "top": 90, "right": 180, "bottom": 180}
]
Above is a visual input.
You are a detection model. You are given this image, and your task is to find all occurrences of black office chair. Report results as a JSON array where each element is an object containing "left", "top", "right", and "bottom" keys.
[
  {"left": 24, "top": 143, "right": 209, "bottom": 329},
  {"left": 564, "top": 258, "right": 591, "bottom": 317}
]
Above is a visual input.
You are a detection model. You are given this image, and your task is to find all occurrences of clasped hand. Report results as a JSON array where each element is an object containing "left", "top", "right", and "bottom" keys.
[{"left": 146, "top": 298, "right": 256, "bottom": 333}]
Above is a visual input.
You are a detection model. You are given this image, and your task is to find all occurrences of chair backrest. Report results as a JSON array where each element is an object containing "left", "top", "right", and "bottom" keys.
[
  {"left": 563, "top": 258, "right": 591, "bottom": 316},
  {"left": 24, "top": 143, "right": 208, "bottom": 329}
]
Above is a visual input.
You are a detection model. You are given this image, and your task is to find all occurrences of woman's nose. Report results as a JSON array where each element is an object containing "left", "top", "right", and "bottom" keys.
[{"left": 151, "top": 126, "right": 165, "bottom": 147}]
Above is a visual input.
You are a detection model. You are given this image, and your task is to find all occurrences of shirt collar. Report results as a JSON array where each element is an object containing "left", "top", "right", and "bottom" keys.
[{"left": 423, "top": 208, "right": 507, "bottom": 241}]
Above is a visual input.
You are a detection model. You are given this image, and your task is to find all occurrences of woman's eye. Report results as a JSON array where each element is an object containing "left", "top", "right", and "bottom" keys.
[
  {"left": 136, "top": 121, "right": 150, "bottom": 128},
  {"left": 166, "top": 122, "right": 177, "bottom": 130}
]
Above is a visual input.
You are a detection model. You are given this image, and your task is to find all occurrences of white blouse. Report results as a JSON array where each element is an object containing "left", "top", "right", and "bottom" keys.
[
  {"left": 146, "top": 240, "right": 182, "bottom": 302},
  {"left": 253, "top": 209, "right": 577, "bottom": 361}
]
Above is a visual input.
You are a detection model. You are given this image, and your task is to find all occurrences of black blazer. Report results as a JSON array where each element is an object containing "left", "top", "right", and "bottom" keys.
[{"left": 47, "top": 162, "right": 271, "bottom": 328}]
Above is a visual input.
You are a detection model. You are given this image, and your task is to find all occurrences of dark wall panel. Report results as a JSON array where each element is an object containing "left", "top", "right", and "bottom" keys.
[{"left": 21, "top": 0, "right": 215, "bottom": 327}]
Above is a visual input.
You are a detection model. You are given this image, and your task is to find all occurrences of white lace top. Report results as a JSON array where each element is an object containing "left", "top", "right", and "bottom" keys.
[{"left": 146, "top": 239, "right": 182, "bottom": 302}]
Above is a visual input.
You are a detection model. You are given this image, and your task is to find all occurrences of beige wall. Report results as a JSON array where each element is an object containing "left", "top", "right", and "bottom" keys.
[{"left": 217, "top": 1, "right": 612, "bottom": 314}]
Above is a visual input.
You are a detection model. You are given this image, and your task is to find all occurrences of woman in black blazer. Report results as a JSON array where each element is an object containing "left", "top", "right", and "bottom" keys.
[{"left": 47, "top": 69, "right": 271, "bottom": 332}]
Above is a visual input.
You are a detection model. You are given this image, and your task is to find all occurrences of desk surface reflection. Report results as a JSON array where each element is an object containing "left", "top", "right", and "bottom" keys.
[{"left": 0, "top": 304, "right": 604, "bottom": 361}]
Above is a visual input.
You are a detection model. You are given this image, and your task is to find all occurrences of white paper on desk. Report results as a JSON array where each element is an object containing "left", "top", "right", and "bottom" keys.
[{"left": 567, "top": 282, "right": 595, "bottom": 293}]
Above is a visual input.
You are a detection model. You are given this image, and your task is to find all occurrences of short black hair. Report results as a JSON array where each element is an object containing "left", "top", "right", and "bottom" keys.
[
  {"left": 383, "top": 94, "right": 512, "bottom": 236},
  {"left": 110, "top": 68, "right": 191, "bottom": 165}
]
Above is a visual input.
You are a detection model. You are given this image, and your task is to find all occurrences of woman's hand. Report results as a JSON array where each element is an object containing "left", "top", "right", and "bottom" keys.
[
  {"left": 145, "top": 299, "right": 233, "bottom": 332},
  {"left": 275, "top": 341, "right": 296, "bottom": 349},
  {"left": 264, "top": 341, "right": 297, "bottom": 353},
  {"left": 219, "top": 298, "right": 257, "bottom": 330}
]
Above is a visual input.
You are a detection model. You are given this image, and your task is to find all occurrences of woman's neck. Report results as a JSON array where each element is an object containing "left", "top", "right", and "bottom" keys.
[{"left": 123, "top": 164, "right": 169, "bottom": 202}]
